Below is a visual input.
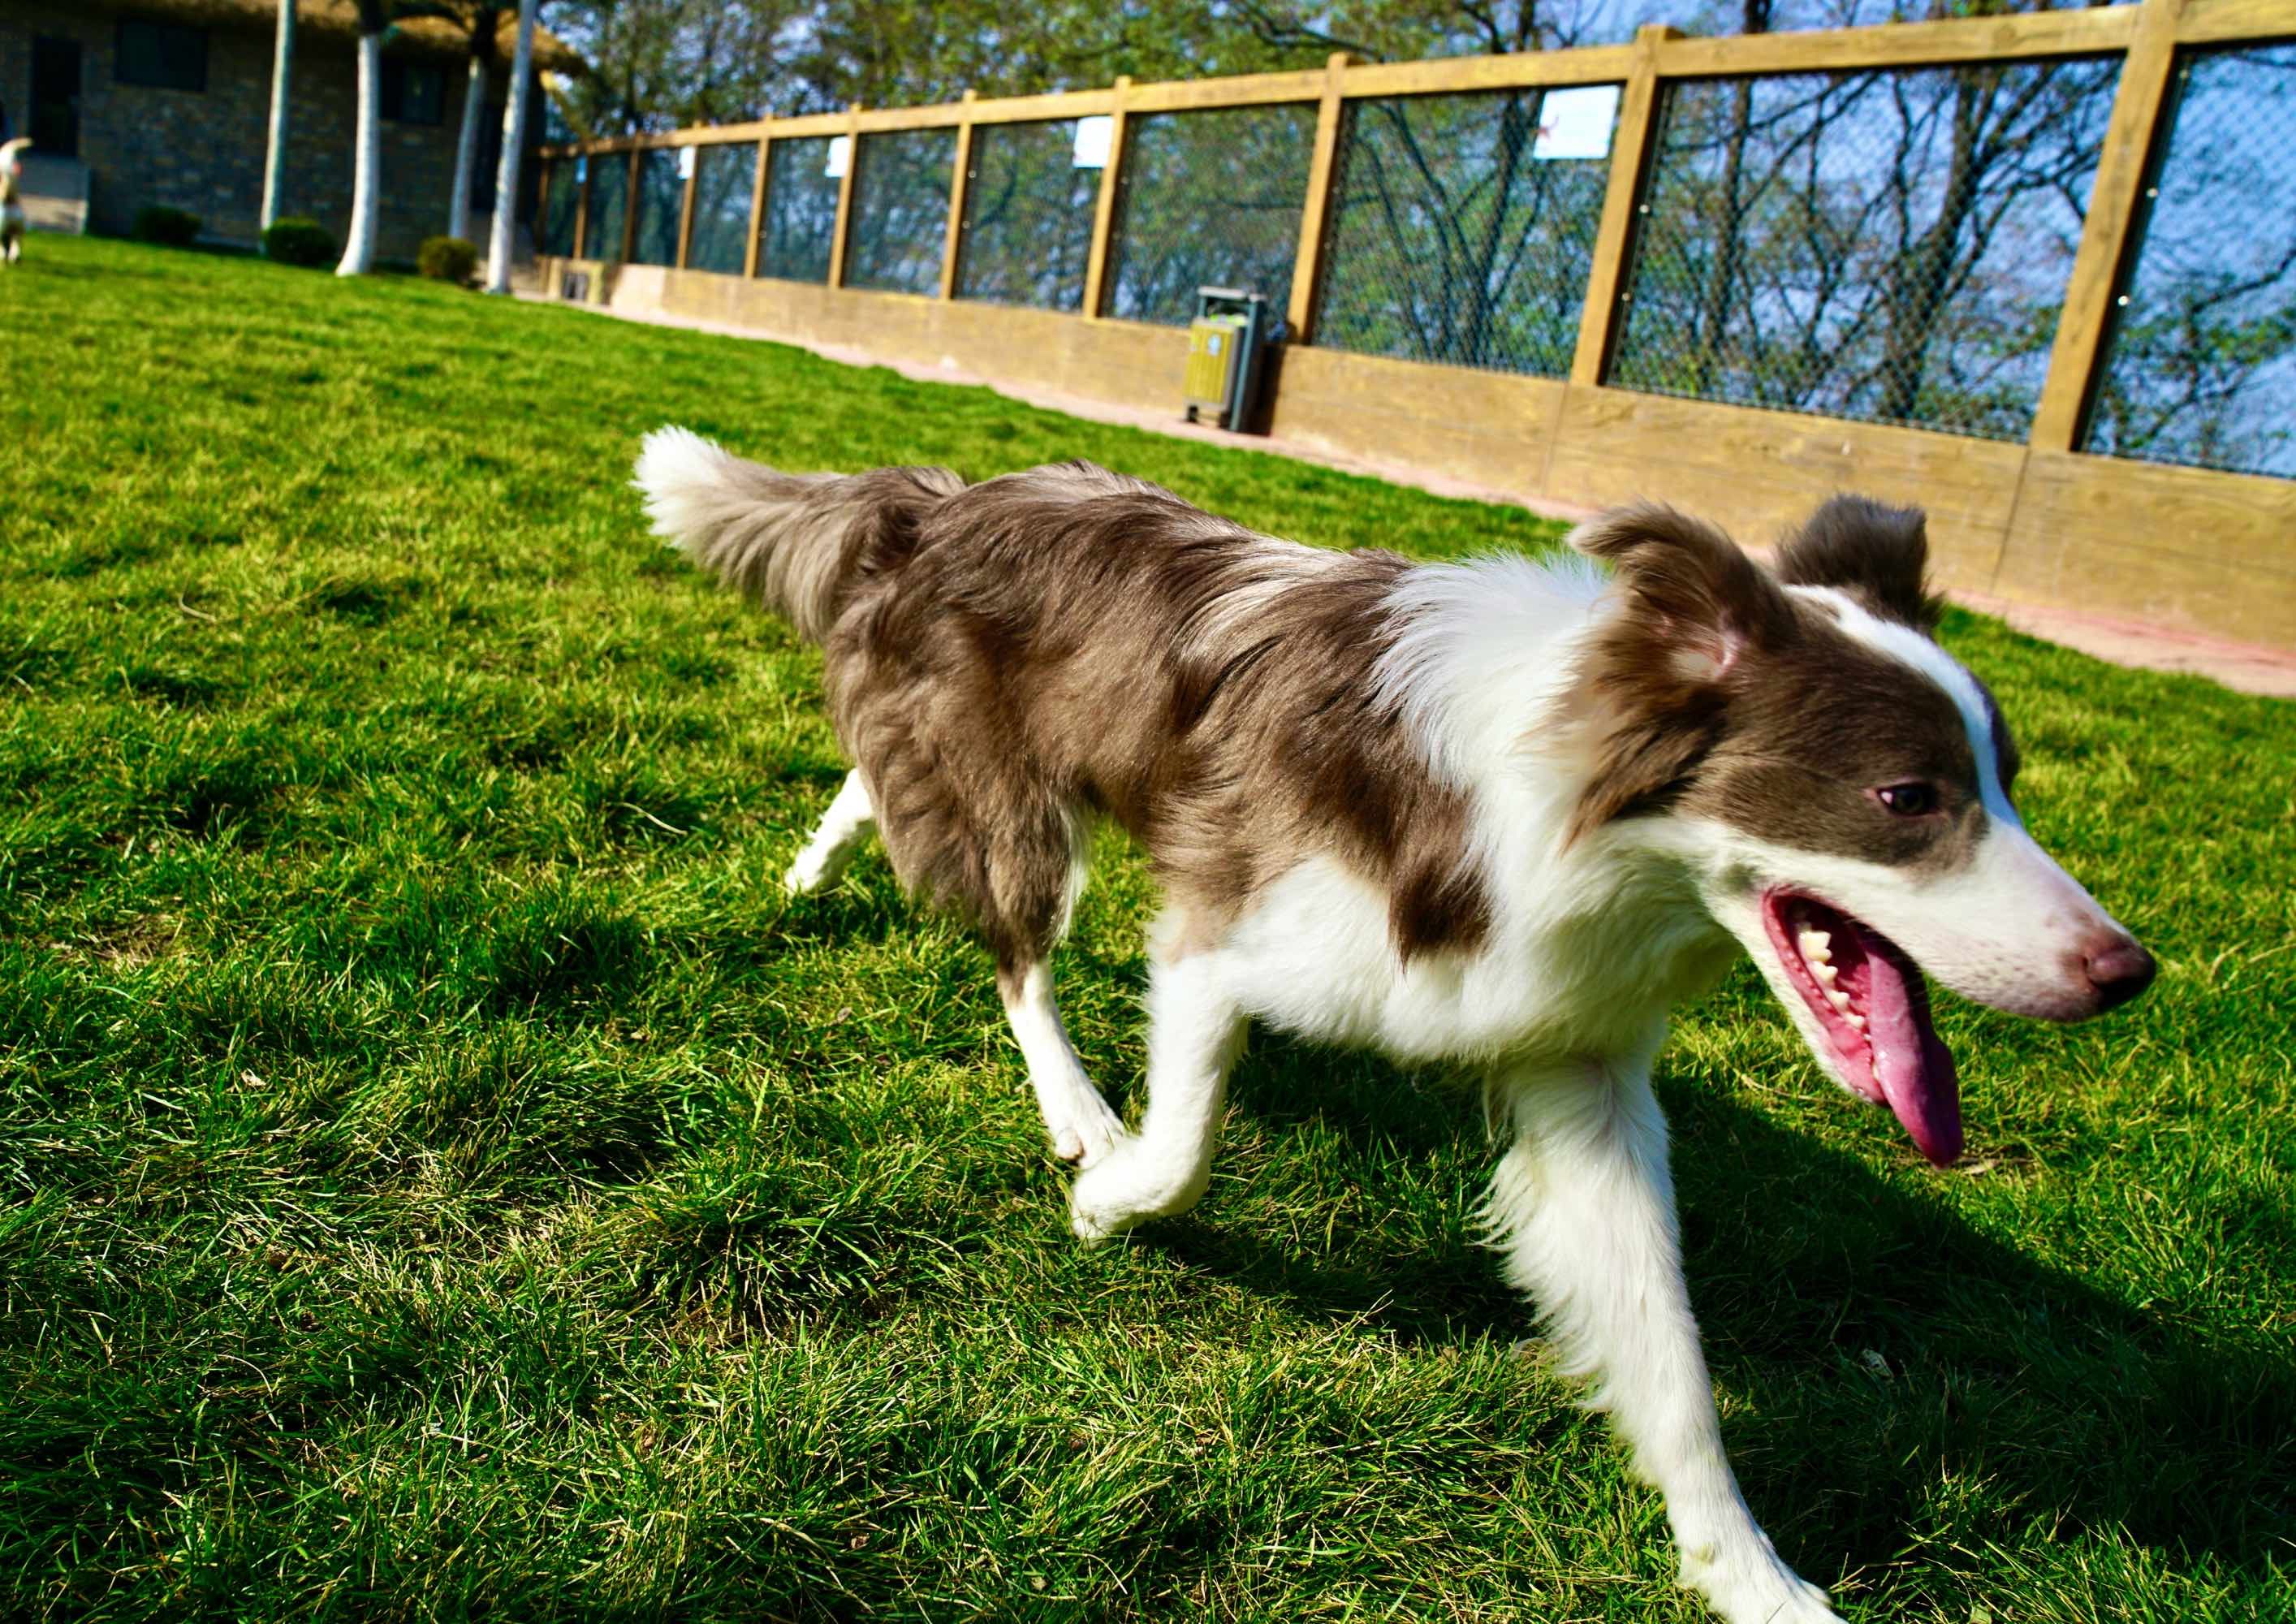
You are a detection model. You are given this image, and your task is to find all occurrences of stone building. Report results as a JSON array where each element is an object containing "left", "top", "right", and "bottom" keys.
[{"left": 0, "top": 2, "right": 585, "bottom": 260}]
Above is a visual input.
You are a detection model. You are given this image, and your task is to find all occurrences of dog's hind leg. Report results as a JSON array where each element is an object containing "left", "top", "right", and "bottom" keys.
[
  {"left": 1487, "top": 1052, "right": 1841, "bottom": 1624},
  {"left": 785, "top": 769, "right": 875, "bottom": 894},
  {"left": 1068, "top": 930, "right": 1245, "bottom": 1243}
]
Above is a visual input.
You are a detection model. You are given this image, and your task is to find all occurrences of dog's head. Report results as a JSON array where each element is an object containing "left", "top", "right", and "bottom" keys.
[{"left": 1568, "top": 496, "right": 2154, "bottom": 1166}]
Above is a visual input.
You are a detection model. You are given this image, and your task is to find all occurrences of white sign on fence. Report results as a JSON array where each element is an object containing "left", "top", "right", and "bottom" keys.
[
  {"left": 825, "top": 136, "right": 852, "bottom": 179},
  {"left": 1072, "top": 115, "right": 1113, "bottom": 169},
  {"left": 1532, "top": 85, "right": 1621, "bottom": 161},
  {"left": 678, "top": 145, "right": 697, "bottom": 180}
]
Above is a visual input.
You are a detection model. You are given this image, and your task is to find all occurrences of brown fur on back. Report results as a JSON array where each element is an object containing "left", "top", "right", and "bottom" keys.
[{"left": 733, "top": 458, "right": 1494, "bottom": 975}]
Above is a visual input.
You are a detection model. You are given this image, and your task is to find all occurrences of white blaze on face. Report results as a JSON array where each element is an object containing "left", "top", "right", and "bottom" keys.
[{"left": 1749, "top": 590, "right": 2141, "bottom": 1022}]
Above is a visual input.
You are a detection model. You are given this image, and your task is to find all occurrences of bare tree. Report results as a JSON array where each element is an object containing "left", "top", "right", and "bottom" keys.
[
  {"left": 336, "top": 0, "right": 387, "bottom": 274},
  {"left": 486, "top": 0, "right": 539, "bottom": 292},
  {"left": 260, "top": 0, "right": 294, "bottom": 234},
  {"left": 448, "top": 5, "right": 503, "bottom": 243}
]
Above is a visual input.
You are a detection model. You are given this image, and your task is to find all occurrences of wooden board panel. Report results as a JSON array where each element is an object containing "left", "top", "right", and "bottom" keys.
[
  {"left": 1992, "top": 533, "right": 2296, "bottom": 652},
  {"left": 637, "top": 269, "right": 1189, "bottom": 409},
  {"left": 2177, "top": 0, "right": 2296, "bottom": 42},
  {"left": 1267, "top": 346, "right": 1567, "bottom": 496},
  {"left": 2005, "top": 446, "right": 2296, "bottom": 585},
  {"left": 966, "top": 89, "right": 1120, "bottom": 126},
  {"left": 1128, "top": 68, "right": 1330, "bottom": 112},
  {"left": 1543, "top": 386, "right": 2028, "bottom": 594},
  {"left": 1655, "top": 6, "right": 2139, "bottom": 76},
  {"left": 1344, "top": 48, "right": 1636, "bottom": 97}
]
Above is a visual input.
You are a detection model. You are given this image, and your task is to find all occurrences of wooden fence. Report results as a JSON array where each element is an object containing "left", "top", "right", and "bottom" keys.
[{"left": 530, "top": 0, "right": 2296, "bottom": 654}]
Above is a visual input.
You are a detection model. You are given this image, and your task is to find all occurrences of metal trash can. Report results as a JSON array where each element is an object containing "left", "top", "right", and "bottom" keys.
[{"left": 1182, "top": 287, "right": 1274, "bottom": 432}]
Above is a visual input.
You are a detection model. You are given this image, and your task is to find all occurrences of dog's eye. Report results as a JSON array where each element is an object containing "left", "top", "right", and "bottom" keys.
[{"left": 1873, "top": 782, "right": 1940, "bottom": 817}]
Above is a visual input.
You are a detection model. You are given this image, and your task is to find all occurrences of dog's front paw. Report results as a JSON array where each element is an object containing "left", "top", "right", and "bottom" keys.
[
  {"left": 782, "top": 853, "right": 833, "bottom": 896},
  {"left": 1068, "top": 1139, "right": 1202, "bottom": 1246},
  {"left": 1679, "top": 1539, "right": 1839, "bottom": 1624},
  {"left": 1050, "top": 1091, "right": 1124, "bottom": 1169}
]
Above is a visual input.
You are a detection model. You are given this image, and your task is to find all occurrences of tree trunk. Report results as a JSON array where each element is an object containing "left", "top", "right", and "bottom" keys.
[
  {"left": 1692, "top": 78, "right": 1754, "bottom": 395},
  {"left": 1874, "top": 71, "right": 1990, "bottom": 424},
  {"left": 260, "top": 0, "right": 294, "bottom": 233},
  {"left": 486, "top": 0, "right": 539, "bottom": 294},
  {"left": 449, "top": 53, "right": 488, "bottom": 242},
  {"left": 1692, "top": 0, "right": 1771, "bottom": 395},
  {"left": 337, "top": 29, "right": 382, "bottom": 274}
]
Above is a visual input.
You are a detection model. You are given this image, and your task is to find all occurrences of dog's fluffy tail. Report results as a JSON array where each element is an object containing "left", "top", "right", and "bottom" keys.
[{"left": 633, "top": 426, "right": 964, "bottom": 643}]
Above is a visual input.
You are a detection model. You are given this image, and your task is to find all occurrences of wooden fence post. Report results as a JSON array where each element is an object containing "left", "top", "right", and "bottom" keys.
[
  {"left": 1285, "top": 52, "right": 1352, "bottom": 343},
  {"left": 675, "top": 143, "right": 700, "bottom": 269},
  {"left": 1570, "top": 24, "right": 1680, "bottom": 387},
  {"left": 620, "top": 147, "right": 641, "bottom": 263},
  {"left": 2029, "top": 0, "right": 2186, "bottom": 452},
  {"left": 827, "top": 104, "right": 862, "bottom": 289},
  {"left": 572, "top": 153, "right": 589, "bottom": 259},
  {"left": 940, "top": 90, "right": 978, "bottom": 300},
  {"left": 1082, "top": 76, "right": 1131, "bottom": 319},
  {"left": 744, "top": 134, "right": 772, "bottom": 279}
]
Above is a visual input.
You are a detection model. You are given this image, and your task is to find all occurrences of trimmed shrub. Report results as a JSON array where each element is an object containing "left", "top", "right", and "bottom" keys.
[
  {"left": 132, "top": 206, "right": 201, "bottom": 247},
  {"left": 263, "top": 216, "right": 336, "bottom": 269},
  {"left": 417, "top": 236, "right": 480, "bottom": 285}
]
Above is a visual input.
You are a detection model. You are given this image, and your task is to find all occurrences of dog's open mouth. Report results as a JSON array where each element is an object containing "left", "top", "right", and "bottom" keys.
[{"left": 1762, "top": 889, "right": 1962, "bottom": 1167}]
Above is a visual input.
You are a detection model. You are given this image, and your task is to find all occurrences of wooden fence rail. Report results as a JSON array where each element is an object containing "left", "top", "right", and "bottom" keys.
[{"left": 529, "top": 0, "right": 2296, "bottom": 654}]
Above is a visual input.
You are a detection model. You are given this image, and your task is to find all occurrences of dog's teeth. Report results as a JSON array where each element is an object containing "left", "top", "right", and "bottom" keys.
[
  {"left": 1798, "top": 928, "right": 1832, "bottom": 965},
  {"left": 1843, "top": 1012, "right": 1866, "bottom": 1030},
  {"left": 1825, "top": 987, "right": 1854, "bottom": 1013},
  {"left": 1813, "top": 962, "right": 1839, "bottom": 986}
]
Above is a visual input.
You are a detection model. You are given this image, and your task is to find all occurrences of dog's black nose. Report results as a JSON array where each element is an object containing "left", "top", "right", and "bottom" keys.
[{"left": 2083, "top": 938, "right": 2156, "bottom": 1013}]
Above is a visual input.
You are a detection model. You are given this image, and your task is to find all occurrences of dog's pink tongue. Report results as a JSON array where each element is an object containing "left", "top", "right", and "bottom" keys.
[{"left": 1854, "top": 930, "right": 1963, "bottom": 1167}]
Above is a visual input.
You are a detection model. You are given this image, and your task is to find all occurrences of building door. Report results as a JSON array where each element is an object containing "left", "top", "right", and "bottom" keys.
[{"left": 31, "top": 37, "right": 82, "bottom": 157}]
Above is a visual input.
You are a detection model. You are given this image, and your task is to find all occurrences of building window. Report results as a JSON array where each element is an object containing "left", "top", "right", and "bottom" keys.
[
  {"left": 381, "top": 60, "right": 446, "bottom": 126},
  {"left": 115, "top": 19, "right": 208, "bottom": 93}
]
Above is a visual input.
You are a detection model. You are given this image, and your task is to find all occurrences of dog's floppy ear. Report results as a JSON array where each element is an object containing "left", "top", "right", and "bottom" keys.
[
  {"left": 1569, "top": 501, "right": 1792, "bottom": 687},
  {"left": 1772, "top": 494, "right": 1942, "bottom": 633},
  {"left": 1566, "top": 503, "right": 1792, "bottom": 841}
]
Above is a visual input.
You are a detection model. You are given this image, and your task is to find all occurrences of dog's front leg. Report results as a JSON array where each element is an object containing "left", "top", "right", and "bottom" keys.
[
  {"left": 1069, "top": 944, "right": 1245, "bottom": 1244},
  {"left": 1489, "top": 1053, "right": 1841, "bottom": 1624}
]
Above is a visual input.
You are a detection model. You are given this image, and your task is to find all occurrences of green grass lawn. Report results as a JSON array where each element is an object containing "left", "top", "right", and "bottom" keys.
[{"left": 2, "top": 235, "right": 2291, "bottom": 1622}]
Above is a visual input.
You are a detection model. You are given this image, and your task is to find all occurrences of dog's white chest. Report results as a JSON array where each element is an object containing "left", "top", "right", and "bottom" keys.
[{"left": 1214, "top": 855, "right": 1731, "bottom": 1063}]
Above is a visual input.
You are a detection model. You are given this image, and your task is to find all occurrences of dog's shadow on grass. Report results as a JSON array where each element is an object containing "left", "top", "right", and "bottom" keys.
[{"left": 1149, "top": 1041, "right": 2296, "bottom": 1580}]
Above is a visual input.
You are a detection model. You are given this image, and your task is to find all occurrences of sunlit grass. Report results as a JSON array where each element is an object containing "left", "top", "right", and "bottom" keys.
[{"left": 0, "top": 235, "right": 2290, "bottom": 1622}]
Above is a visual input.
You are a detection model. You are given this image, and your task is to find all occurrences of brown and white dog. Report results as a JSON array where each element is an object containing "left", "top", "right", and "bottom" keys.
[
  {"left": 636, "top": 428, "right": 2154, "bottom": 1623},
  {"left": 0, "top": 138, "right": 32, "bottom": 266}
]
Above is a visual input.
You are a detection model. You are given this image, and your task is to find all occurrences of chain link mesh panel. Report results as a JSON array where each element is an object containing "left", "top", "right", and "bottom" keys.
[
  {"left": 631, "top": 148, "right": 683, "bottom": 266},
  {"left": 686, "top": 144, "right": 757, "bottom": 275},
  {"left": 2086, "top": 44, "right": 2296, "bottom": 479},
  {"left": 538, "top": 161, "right": 577, "bottom": 257},
  {"left": 1611, "top": 58, "right": 2117, "bottom": 441},
  {"left": 847, "top": 128, "right": 957, "bottom": 295},
  {"left": 956, "top": 119, "right": 1098, "bottom": 312},
  {"left": 583, "top": 152, "right": 629, "bottom": 261},
  {"left": 1318, "top": 90, "right": 1613, "bottom": 376},
  {"left": 1108, "top": 105, "right": 1316, "bottom": 326},
  {"left": 761, "top": 136, "right": 840, "bottom": 283}
]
